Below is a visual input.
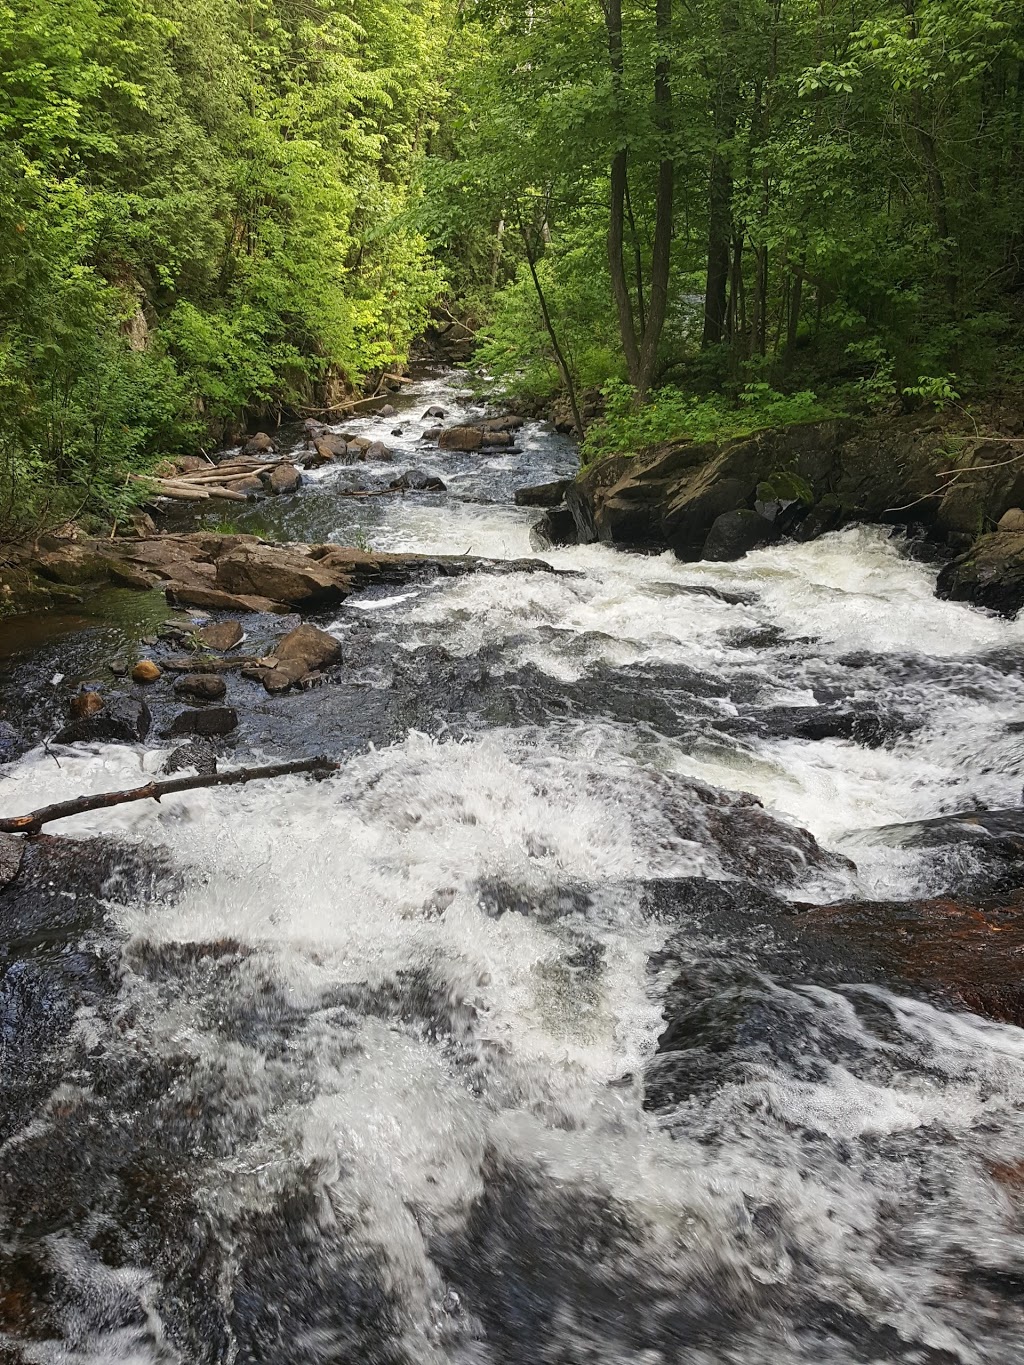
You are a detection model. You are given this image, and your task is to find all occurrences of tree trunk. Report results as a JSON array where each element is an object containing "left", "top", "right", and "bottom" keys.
[
  {"left": 518, "top": 217, "right": 585, "bottom": 439},
  {"left": 634, "top": 0, "right": 675, "bottom": 398},
  {"left": 604, "top": 0, "right": 642, "bottom": 383},
  {"left": 702, "top": 0, "right": 739, "bottom": 350}
]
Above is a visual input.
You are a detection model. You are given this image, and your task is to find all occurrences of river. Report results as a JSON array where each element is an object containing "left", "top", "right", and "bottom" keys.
[{"left": 3, "top": 372, "right": 1024, "bottom": 1363}]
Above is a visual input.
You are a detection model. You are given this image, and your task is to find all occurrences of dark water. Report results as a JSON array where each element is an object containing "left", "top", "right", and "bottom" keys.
[{"left": 3, "top": 373, "right": 1024, "bottom": 1362}]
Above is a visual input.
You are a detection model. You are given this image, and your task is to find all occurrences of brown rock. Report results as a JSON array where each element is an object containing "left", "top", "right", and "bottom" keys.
[
  {"left": 131, "top": 660, "right": 162, "bottom": 684},
  {"left": 266, "top": 463, "right": 302, "bottom": 495},
  {"left": 274, "top": 623, "right": 342, "bottom": 671},
  {"left": 197, "top": 620, "right": 244, "bottom": 651},
  {"left": 998, "top": 507, "right": 1024, "bottom": 532},
  {"left": 34, "top": 546, "right": 110, "bottom": 586},
  {"left": 314, "top": 434, "right": 348, "bottom": 459},
  {"left": 164, "top": 583, "right": 290, "bottom": 614},
  {"left": 262, "top": 660, "right": 309, "bottom": 693},
  {"left": 70, "top": 691, "right": 105, "bottom": 719},
  {"left": 244, "top": 432, "right": 276, "bottom": 455},
  {"left": 105, "top": 560, "right": 158, "bottom": 591},
  {"left": 174, "top": 673, "right": 227, "bottom": 701},
  {"left": 233, "top": 476, "right": 265, "bottom": 496},
  {"left": 365, "top": 441, "right": 391, "bottom": 461},
  {"left": 215, "top": 545, "right": 348, "bottom": 609},
  {"left": 438, "top": 426, "right": 484, "bottom": 452}
]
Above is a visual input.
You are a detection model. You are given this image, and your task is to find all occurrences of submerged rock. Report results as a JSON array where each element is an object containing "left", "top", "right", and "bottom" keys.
[
  {"left": 165, "top": 706, "right": 238, "bottom": 737},
  {"left": 390, "top": 469, "right": 446, "bottom": 492},
  {"left": 174, "top": 673, "right": 227, "bottom": 701}
]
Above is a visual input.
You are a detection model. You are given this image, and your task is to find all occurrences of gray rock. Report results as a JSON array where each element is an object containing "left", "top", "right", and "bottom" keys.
[
  {"left": 423, "top": 406, "right": 446, "bottom": 419},
  {"left": 390, "top": 469, "right": 446, "bottom": 492},
  {"left": 702, "top": 509, "right": 780, "bottom": 562},
  {"left": 515, "top": 479, "right": 571, "bottom": 507},
  {"left": 164, "top": 707, "right": 238, "bottom": 738},
  {"left": 54, "top": 695, "right": 151, "bottom": 745},
  {"left": 0, "top": 832, "right": 25, "bottom": 888},
  {"left": 174, "top": 674, "right": 228, "bottom": 702},
  {"left": 163, "top": 741, "right": 219, "bottom": 775},
  {"left": 0, "top": 720, "right": 28, "bottom": 763},
  {"left": 530, "top": 506, "right": 578, "bottom": 550}
]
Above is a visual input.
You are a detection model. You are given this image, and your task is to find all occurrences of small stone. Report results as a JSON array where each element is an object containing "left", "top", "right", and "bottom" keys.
[
  {"left": 380, "top": 403, "right": 396, "bottom": 417},
  {"left": 391, "top": 427, "right": 404, "bottom": 437},
  {"left": 70, "top": 691, "right": 105, "bottom": 719},
  {"left": 365, "top": 441, "right": 391, "bottom": 462},
  {"left": 197, "top": 620, "right": 244, "bottom": 652},
  {"left": 423, "top": 406, "right": 446, "bottom": 420},
  {"left": 142, "top": 635, "right": 158, "bottom": 646},
  {"left": 174, "top": 674, "right": 227, "bottom": 701},
  {"left": 131, "top": 660, "right": 162, "bottom": 684},
  {"left": 244, "top": 432, "right": 276, "bottom": 455},
  {"left": 998, "top": 507, "right": 1024, "bottom": 533},
  {"left": 109, "top": 657, "right": 129, "bottom": 676},
  {"left": 274, "top": 623, "right": 342, "bottom": 672}
]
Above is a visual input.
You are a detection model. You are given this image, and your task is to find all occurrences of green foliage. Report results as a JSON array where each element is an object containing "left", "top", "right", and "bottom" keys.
[
  {"left": 902, "top": 374, "right": 962, "bottom": 409},
  {"left": 583, "top": 381, "right": 838, "bottom": 460},
  {"left": 0, "top": 0, "right": 454, "bottom": 536}
]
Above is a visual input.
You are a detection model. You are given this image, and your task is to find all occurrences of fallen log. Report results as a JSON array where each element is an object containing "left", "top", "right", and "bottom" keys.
[
  {"left": 0, "top": 756, "right": 340, "bottom": 837},
  {"left": 160, "top": 655, "right": 259, "bottom": 673}
]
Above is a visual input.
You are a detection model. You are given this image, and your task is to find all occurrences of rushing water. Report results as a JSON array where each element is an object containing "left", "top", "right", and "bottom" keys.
[{"left": 4, "top": 374, "right": 1024, "bottom": 1363}]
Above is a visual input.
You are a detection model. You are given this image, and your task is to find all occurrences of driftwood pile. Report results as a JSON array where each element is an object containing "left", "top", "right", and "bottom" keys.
[{"left": 131, "top": 456, "right": 289, "bottom": 503}]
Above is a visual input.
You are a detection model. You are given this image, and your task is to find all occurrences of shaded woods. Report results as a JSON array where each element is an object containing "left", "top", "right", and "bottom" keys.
[{"left": 2, "top": 0, "right": 1024, "bottom": 536}]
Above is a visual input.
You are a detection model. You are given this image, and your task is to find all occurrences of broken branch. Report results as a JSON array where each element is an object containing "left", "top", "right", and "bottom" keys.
[{"left": 0, "top": 756, "right": 340, "bottom": 837}]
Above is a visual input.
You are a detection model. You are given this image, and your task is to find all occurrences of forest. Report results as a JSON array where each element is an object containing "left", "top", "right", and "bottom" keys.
[{"left": 2, "top": 0, "right": 1023, "bottom": 535}]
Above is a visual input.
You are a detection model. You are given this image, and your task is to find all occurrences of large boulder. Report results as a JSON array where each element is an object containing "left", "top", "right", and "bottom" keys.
[
  {"left": 530, "top": 506, "right": 578, "bottom": 550},
  {"left": 438, "top": 426, "right": 485, "bottom": 452},
  {"left": 265, "top": 464, "right": 302, "bottom": 495},
  {"left": 936, "top": 531, "right": 1024, "bottom": 616},
  {"left": 214, "top": 544, "right": 349, "bottom": 609},
  {"left": 701, "top": 508, "right": 780, "bottom": 561},
  {"left": 515, "top": 479, "right": 570, "bottom": 507},
  {"left": 34, "top": 546, "right": 111, "bottom": 586}
]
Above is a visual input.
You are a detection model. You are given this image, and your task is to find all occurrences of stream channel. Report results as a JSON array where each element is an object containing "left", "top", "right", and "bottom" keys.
[{"left": 3, "top": 371, "right": 1024, "bottom": 1363}]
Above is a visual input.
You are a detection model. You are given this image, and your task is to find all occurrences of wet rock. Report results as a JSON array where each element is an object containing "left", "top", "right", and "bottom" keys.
[
  {"left": 420, "top": 426, "right": 443, "bottom": 442},
  {"left": 69, "top": 690, "right": 105, "bottom": 719},
  {"left": 174, "top": 674, "right": 227, "bottom": 702},
  {"left": 131, "top": 660, "right": 162, "bottom": 684},
  {"left": 265, "top": 463, "right": 302, "bottom": 495},
  {"left": 0, "top": 720, "right": 29, "bottom": 763},
  {"left": 0, "top": 831, "right": 25, "bottom": 888},
  {"left": 390, "top": 427, "right": 404, "bottom": 437},
  {"left": 163, "top": 741, "right": 219, "bottom": 775},
  {"left": 313, "top": 434, "right": 349, "bottom": 461},
  {"left": 530, "top": 505, "right": 578, "bottom": 549},
  {"left": 701, "top": 508, "right": 780, "bottom": 561},
  {"left": 423, "top": 406, "right": 446, "bottom": 419},
  {"left": 936, "top": 531, "right": 1024, "bottom": 617},
  {"left": 235, "top": 475, "right": 266, "bottom": 496},
  {"left": 379, "top": 403, "right": 396, "bottom": 418},
  {"left": 106, "top": 559, "right": 158, "bottom": 591},
  {"left": 364, "top": 440, "right": 391, "bottom": 461},
  {"left": 480, "top": 415, "right": 525, "bottom": 433},
  {"left": 389, "top": 469, "right": 446, "bottom": 492},
  {"left": 515, "top": 479, "right": 571, "bottom": 507},
  {"left": 164, "top": 707, "right": 238, "bottom": 738},
  {"left": 243, "top": 432, "right": 276, "bottom": 455},
  {"left": 197, "top": 620, "right": 244, "bottom": 651},
  {"left": 791, "top": 888, "right": 1024, "bottom": 1027},
  {"left": 215, "top": 544, "right": 348, "bottom": 610},
  {"left": 54, "top": 694, "right": 151, "bottom": 745},
  {"left": 165, "top": 583, "right": 288, "bottom": 615},
  {"left": 275, "top": 623, "right": 342, "bottom": 672},
  {"left": 439, "top": 426, "right": 485, "bottom": 451}
]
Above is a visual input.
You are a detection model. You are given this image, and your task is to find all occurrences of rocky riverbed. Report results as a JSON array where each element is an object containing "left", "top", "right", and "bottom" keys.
[{"left": 4, "top": 372, "right": 1024, "bottom": 1362}]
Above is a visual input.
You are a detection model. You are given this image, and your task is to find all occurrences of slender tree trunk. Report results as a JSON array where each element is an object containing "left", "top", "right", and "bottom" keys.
[
  {"left": 634, "top": 0, "right": 675, "bottom": 397},
  {"left": 625, "top": 178, "right": 647, "bottom": 336},
  {"left": 702, "top": 0, "right": 739, "bottom": 350},
  {"left": 517, "top": 217, "right": 585, "bottom": 439},
  {"left": 604, "top": 0, "right": 642, "bottom": 384}
]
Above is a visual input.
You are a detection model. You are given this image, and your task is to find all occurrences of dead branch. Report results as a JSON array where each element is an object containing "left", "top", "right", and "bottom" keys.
[{"left": 0, "top": 756, "right": 340, "bottom": 837}]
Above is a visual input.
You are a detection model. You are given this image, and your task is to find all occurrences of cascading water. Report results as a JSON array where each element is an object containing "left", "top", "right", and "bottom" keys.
[{"left": 3, "top": 373, "right": 1024, "bottom": 1363}]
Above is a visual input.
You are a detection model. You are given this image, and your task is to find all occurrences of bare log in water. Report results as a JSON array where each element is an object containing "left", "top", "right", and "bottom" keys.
[{"left": 0, "top": 757, "right": 340, "bottom": 837}]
